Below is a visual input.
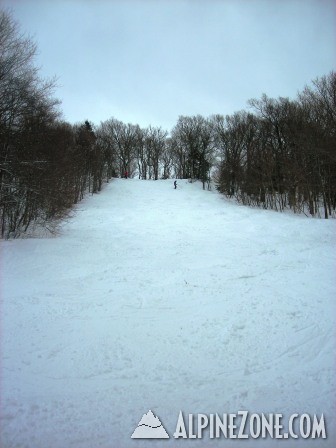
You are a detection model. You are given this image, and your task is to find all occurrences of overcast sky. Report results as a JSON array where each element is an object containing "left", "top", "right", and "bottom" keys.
[{"left": 1, "top": 0, "right": 335, "bottom": 130}]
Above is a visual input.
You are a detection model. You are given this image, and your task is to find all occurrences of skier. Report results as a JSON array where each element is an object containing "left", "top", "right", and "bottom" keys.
[
  {"left": 124, "top": 171, "right": 128, "bottom": 179},
  {"left": 174, "top": 180, "right": 177, "bottom": 189}
]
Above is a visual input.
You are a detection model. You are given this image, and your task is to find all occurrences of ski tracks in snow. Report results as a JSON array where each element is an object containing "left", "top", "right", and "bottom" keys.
[{"left": 1, "top": 179, "right": 335, "bottom": 447}]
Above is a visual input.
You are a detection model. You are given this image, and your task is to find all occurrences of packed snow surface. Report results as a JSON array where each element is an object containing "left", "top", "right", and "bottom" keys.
[{"left": 1, "top": 179, "right": 335, "bottom": 447}]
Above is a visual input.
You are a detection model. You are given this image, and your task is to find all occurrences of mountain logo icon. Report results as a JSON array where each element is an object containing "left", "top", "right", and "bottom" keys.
[{"left": 131, "top": 409, "right": 169, "bottom": 439}]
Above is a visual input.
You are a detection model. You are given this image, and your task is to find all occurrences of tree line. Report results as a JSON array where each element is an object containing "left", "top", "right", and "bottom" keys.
[
  {"left": 215, "top": 79, "right": 336, "bottom": 218},
  {"left": 1, "top": 10, "right": 335, "bottom": 238}
]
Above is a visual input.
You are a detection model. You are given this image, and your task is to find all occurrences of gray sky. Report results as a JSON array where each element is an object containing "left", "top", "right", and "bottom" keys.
[{"left": 1, "top": 0, "right": 335, "bottom": 130}]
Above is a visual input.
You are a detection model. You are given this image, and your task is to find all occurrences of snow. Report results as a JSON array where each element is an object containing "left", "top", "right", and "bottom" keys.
[{"left": 1, "top": 178, "right": 335, "bottom": 447}]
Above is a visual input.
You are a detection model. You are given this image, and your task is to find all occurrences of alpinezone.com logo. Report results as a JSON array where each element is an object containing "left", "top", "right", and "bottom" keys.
[{"left": 132, "top": 410, "right": 327, "bottom": 440}]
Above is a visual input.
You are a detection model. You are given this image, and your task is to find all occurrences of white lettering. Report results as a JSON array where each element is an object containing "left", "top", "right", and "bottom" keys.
[
  {"left": 209, "top": 413, "right": 214, "bottom": 438},
  {"left": 188, "top": 414, "right": 196, "bottom": 438},
  {"left": 250, "top": 413, "right": 261, "bottom": 438},
  {"left": 228, "top": 413, "right": 237, "bottom": 438},
  {"left": 173, "top": 411, "right": 187, "bottom": 439},
  {"left": 288, "top": 413, "right": 298, "bottom": 438},
  {"left": 173, "top": 410, "right": 328, "bottom": 440},
  {"left": 237, "top": 411, "right": 248, "bottom": 439},
  {"left": 197, "top": 414, "right": 208, "bottom": 438},
  {"left": 300, "top": 414, "right": 311, "bottom": 438},
  {"left": 274, "top": 414, "right": 283, "bottom": 438},
  {"left": 312, "top": 414, "right": 326, "bottom": 439},
  {"left": 261, "top": 413, "right": 274, "bottom": 438},
  {"left": 215, "top": 413, "right": 228, "bottom": 438}
]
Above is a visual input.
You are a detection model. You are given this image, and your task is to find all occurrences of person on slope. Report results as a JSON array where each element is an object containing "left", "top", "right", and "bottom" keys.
[
  {"left": 174, "top": 180, "right": 177, "bottom": 189},
  {"left": 124, "top": 171, "right": 128, "bottom": 179}
]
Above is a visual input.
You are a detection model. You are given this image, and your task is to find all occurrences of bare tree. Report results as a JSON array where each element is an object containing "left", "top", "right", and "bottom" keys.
[
  {"left": 0, "top": 10, "right": 60, "bottom": 237},
  {"left": 99, "top": 118, "right": 138, "bottom": 177},
  {"left": 171, "top": 115, "right": 214, "bottom": 187},
  {"left": 145, "top": 126, "right": 167, "bottom": 180}
]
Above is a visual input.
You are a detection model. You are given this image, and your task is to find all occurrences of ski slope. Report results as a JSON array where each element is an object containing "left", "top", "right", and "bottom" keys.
[{"left": 1, "top": 179, "right": 335, "bottom": 447}]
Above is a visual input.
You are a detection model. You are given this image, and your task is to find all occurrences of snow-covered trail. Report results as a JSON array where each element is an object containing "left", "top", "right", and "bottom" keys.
[{"left": 1, "top": 179, "right": 335, "bottom": 447}]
